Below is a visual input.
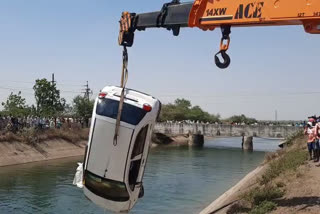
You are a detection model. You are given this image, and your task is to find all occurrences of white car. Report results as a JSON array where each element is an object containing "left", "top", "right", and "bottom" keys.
[{"left": 83, "top": 86, "right": 161, "bottom": 212}]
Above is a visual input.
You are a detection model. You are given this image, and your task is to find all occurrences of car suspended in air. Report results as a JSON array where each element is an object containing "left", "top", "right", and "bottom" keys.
[{"left": 82, "top": 86, "right": 161, "bottom": 212}]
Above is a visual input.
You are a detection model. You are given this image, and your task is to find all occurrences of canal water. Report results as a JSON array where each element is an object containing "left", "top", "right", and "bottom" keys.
[{"left": 0, "top": 137, "right": 279, "bottom": 214}]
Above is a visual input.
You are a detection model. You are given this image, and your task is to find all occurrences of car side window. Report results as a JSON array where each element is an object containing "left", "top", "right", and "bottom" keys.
[
  {"left": 131, "top": 125, "right": 149, "bottom": 159},
  {"left": 129, "top": 160, "right": 141, "bottom": 190},
  {"left": 128, "top": 125, "right": 149, "bottom": 191}
]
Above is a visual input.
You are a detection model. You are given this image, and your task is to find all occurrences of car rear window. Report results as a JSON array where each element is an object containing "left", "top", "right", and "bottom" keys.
[
  {"left": 84, "top": 170, "right": 129, "bottom": 202},
  {"left": 96, "top": 98, "right": 147, "bottom": 125}
]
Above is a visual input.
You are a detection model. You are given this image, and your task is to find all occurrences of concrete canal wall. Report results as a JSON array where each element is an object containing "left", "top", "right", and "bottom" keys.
[
  {"left": 199, "top": 164, "right": 268, "bottom": 214},
  {"left": 0, "top": 140, "right": 86, "bottom": 167},
  {"left": 154, "top": 123, "right": 301, "bottom": 138}
]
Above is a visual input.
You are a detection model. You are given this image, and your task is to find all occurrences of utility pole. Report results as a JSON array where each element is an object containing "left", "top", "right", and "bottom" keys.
[
  {"left": 51, "top": 73, "right": 55, "bottom": 85},
  {"left": 82, "top": 81, "right": 92, "bottom": 128},
  {"left": 51, "top": 73, "right": 56, "bottom": 106},
  {"left": 275, "top": 110, "right": 278, "bottom": 122},
  {"left": 51, "top": 73, "right": 57, "bottom": 127},
  {"left": 83, "top": 81, "right": 92, "bottom": 101}
]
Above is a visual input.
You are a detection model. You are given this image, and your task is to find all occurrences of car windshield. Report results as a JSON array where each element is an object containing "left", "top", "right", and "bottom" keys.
[
  {"left": 84, "top": 171, "right": 129, "bottom": 202},
  {"left": 96, "top": 98, "right": 147, "bottom": 125}
]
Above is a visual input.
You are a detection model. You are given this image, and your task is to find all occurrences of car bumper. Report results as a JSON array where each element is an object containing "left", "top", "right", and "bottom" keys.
[{"left": 83, "top": 186, "right": 131, "bottom": 212}]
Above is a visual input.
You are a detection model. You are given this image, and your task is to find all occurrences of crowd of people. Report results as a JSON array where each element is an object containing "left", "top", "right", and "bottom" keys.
[
  {"left": 304, "top": 116, "right": 320, "bottom": 162},
  {"left": 0, "top": 116, "right": 90, "bottom": 133},
  {"left": 163, "top": 120, "right": 304, "bottom": 127}
]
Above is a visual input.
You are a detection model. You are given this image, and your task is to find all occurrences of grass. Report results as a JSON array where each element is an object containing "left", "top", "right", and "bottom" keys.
[
  {"left": 229, "top": 181, "right": 285, "bottom": 214},
  {"left": 0, "top": 132, "right": 23, "bottom": 142},
  {"left": 275, "top": 181, "right": 285, "bottom": 188},
  {"left": 0, "top": 127, "right": 89, "bottom": 145},
  {"left": 282, "top": 130, "right": 304, "bottom": 147},
  {"left": 249, "top": 201, "right": 277, "bottom": 214},
  {"left": 244, "top": 185, "right": 284, "bottom": 206},
  {"left": 259, "top": 148, "right": 308, "bottom": 185},
  {"left": 227, "top": 131, "right": 307, "bottom": 214}
]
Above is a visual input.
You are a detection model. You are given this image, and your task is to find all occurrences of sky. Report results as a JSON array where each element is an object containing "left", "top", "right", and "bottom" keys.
[{"left": 0, "top": 0, "right": 319, "bottom": 120}]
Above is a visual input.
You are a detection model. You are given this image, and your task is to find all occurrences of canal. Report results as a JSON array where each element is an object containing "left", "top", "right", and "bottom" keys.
[{"left": 0, "top": 137, "right": 279, "bottom": 214}]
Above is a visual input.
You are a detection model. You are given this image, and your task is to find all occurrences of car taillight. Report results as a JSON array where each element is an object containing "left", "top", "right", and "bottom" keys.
[
  {"left": 143, "top": 104, "right": 152, "bottom": 112},
  {"left": 98, "top": 92, "right": 107, "bottom": 99}
]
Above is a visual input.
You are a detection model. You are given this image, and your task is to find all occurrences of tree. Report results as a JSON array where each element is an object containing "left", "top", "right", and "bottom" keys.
[
  {"left": 33, "top": 78, "right": 66, "bottom": 117},
  {"left": 173, "top": 98, "right": 192, "bottom": 121},
  {"left": 63, "top": 104, "right": 75, "bottom": 117},
  {"left": 187, "top": 106, "right": 202, "bottom": 121},
  {"left": 73, "top": 95, "right": 94, "bottom": 127},
  {"left": 1, "top": 91, "right": 30, "bottom": 117},
  {"left": 159, "top": 103, "right": 181, "bottom": 121},
  {"left": 187, "top": 106, "right": 220, "bottom": 123},
  {"left": 174, "top": 99, "right": 191, "bottom": 109},
  {"left": 159, "top": 98, "right": 220, "bottom": 123},
  {"left": 227, "top": 114, "right": 257, "bottom": 125},
  {"left": 73, "top": 95, "right": 94, "bottom": 118}
]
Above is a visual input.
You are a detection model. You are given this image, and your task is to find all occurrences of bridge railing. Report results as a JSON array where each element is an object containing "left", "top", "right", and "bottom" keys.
[{"left": 154, "top": 123, "right": 302, "bottom": 138}]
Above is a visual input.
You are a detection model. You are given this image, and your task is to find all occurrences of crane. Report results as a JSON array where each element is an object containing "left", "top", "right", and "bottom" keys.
[{"left": 118, "top": 0, "right": 320, "bottom": 69}]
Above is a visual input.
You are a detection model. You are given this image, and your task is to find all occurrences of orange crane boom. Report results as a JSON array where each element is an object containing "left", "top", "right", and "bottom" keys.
[{"left": 119, "top": 0, "right": 320, "bottom": 68}]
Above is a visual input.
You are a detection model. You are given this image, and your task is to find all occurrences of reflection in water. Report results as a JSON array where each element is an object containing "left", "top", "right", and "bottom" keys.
[{"left": 0, "top": 138, "right": 279, "bottom": 214}]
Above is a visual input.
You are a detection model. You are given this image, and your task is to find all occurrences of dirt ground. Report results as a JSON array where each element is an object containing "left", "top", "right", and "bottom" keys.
[
  {"left": 200, "top": 134, "right": 320, "bottom": 214},
  {"left": 271, "top": 160, "right": 320, "bottom": 214}
]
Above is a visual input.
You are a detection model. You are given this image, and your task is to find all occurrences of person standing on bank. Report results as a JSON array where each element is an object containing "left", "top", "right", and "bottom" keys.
[
  {"left": 313, "top": 118, "right": 320, "bottom": 162},
  {"left": 304, "top": 120, "right": 316, "bottom": 160}
]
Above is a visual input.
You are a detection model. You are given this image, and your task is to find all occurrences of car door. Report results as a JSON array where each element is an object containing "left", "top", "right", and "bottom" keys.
[
  {"left": 87, "top": 117, "right": 134, "bottom": 181},
  {"left": 128, "top": 124, "right": 150, "bottom": 196}
]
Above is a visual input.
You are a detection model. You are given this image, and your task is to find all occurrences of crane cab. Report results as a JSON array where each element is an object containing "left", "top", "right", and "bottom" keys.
[{"left": 83, "top": 86, "right": 161, "bottom": 212}]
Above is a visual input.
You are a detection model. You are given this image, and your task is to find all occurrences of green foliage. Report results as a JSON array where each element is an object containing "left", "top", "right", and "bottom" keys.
[
  {"left": 33, "top": 78, "right": 66, "bottom": 117},
  {"left": 249, "top": 201, "right": 277, "bottom": 214},
  {"left": 245, "top": 186, "right": 284, "bottom": 206},
  {"left": 174, "top": 99, "right": 191, "bottom": 109},
  {"left": 234, "top": 135, "right": 309, "bottom": 214},
  {"left": 1, "top": 91, "right": 31, "bottom": 117},
  {"left": 0, "top": 128, "right": 89, "bottom": 144},
  {"left": 63, "top": 104, "right": 74, "bottom": 117},
  {"left": 226, "top": 114, "right": 257, "bottom": 124},
  {"left": 159, "top": 98, "right": 220, "bottom": 123},
  {"left": 226, "top": 203, "right": 251, "bottom": 214},
  {"left": 72, "top": 95, "right": 94, "bottom": 118},
  {"left": 234, "top": 186, "right": 282, "bottom": 214},
  {"left": 161, "top": 103, "right": 185, "bottom": 121},
  {"left": 275, "top": 181, "right": 286, "bottom": 188},
  {"left": 283, "top": 130, "right": 304, "bottom": 146},
  {"left": 260, "top": 148, "right": 308, "bottom": 185}
]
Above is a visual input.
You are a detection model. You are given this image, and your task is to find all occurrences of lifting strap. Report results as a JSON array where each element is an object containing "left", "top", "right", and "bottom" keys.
[{"left": 113, "top": 46, "right": 129, "bottom": 146}]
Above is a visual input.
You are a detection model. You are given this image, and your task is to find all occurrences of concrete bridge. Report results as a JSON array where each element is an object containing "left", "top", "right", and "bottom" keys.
[{"left": 154, "top": 123, "right": 302, "bottom": 138}]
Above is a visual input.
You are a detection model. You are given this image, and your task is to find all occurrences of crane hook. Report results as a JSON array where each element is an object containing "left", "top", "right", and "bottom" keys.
[
  {"left": 214, "top": 50, "right": 231, "bottom": 69},
  {"left": 214, "top": 25, "right": 231, "bottom": 69}
]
